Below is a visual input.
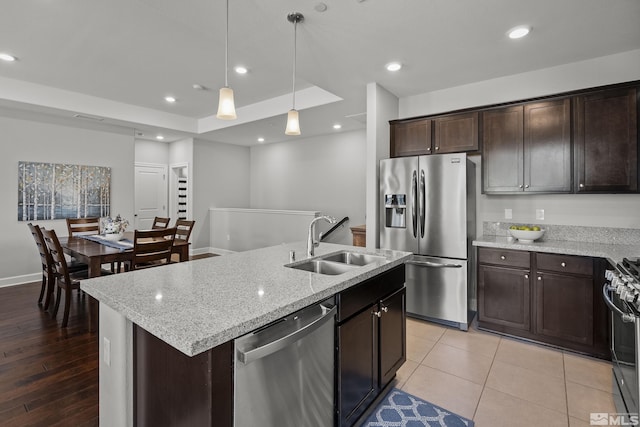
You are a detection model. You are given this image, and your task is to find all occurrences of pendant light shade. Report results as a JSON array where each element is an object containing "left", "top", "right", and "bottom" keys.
[
  {"left": 217, "top": 87, "right": 236, "bottom": 119},
  {"left": 285, "top": 12, "right": 304, "bottom": 135},
  {"left": 285, "top": 109, "right": 300, "bottom": 135},
  {"left": 217, "top": 0, "right": 237, "bottom": 120}
]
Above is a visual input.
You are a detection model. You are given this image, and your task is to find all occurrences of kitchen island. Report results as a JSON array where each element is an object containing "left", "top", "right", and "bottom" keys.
[{"left": 80, "top": 241, "right": 411, "bottom": 426}]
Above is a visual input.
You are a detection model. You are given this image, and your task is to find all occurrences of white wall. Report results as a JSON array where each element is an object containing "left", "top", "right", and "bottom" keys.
[
  {"left": 399, "top": 49, "right": 640, "bottom": 235},
  {"left": 250, "top": 130, "right": 367, "bottom": 245},
  {"left": 134, "top": 139, "right": 169, "bottom": 164},
  {"left": 193, "top": 139, "right": 251, "bottom": 250},
  {"left": 1, "top": 115, "right": 134, "bottom": 286}
]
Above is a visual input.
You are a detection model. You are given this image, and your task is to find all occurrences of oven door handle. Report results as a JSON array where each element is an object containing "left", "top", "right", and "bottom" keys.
[{"left": 603, "top": 284, "right": 636, "bottom": 323}]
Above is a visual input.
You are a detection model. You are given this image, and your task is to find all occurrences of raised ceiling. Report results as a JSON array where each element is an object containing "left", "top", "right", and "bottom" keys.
[{"left": 1, "top": 0, "right": 639, "bottom": 145}]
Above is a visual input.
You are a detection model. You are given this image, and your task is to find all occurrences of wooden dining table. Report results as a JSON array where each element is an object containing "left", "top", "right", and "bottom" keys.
[{"left": 59, "top": 231, "right": 190, "bottom": 331}]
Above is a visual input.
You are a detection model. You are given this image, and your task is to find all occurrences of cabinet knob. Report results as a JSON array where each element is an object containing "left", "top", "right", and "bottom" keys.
[
  {"left": 538, "top": 276, "right": 542, "bottom": 281},
  {"left": 500, "top": 255, "right": 506, "bottom": 260},
  {"left": 525, "top": 274, "right": 529, "bottom": 279},
  {"left": 373, "top": 311, "right": 382, "bottom": 318},
  {"left": 579, "top": 183, "right": 585, "bottom": 188},
  {"left": 561, "top": 262, "right": 566, "bottom": 267},
  {"left": 426, "top": 147, "right": 431, "bottom": 151},
  {"left": 381, "top": 306, "right": 389, "bottom": 313},
  {"left": 518, "top": 184, "right": 523, "bottom": 189},
  {"left": 525, "top": 184, "right": 530, "bottom": 188},
  {"left": 435, "top": 146, "right": 440, "bottom": 151}
]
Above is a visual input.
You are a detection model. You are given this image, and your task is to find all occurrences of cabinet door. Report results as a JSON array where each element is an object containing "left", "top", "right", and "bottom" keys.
[
  {"left": 478, "top": 265, "right": 530, "bottom": 331},
  {"left": 524, "top": 99, "right": 572, "bottom": 192},
  {"left": 338, "top": 304, "right": 378, "bottom": 427},
  {"left": 379, "top": 288, "right": 406, "bottom": 387},
  {"left": 433, "top": 111, "right": 479, "bottom": 154},
  {"left": 574, "top": 87, "right": 638, "bottom": 192},
  {"left": 391, "top": 120, "right": 432, "bottom": 157},
  {"left": 482, "top": 106, "right": 524, "bottom": 193},
  {"left": 534, "top": 272, "right": 593, "bottom": 346}
]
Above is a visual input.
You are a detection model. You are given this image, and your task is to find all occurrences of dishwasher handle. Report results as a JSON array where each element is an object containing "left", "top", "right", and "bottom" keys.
[{"left": 238, "top": 304, "right": 337, "bottom": 364}]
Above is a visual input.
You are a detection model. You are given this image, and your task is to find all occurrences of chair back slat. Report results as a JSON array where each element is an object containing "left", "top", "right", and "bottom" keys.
[
  {"left": 41, "top": 228, "right": 71, "bottom": 284},
  {"left": 151, "top": 217, "right": 171, "bottom": 229},
  {"left": 67, "top": 217, "right": 100, "bottom": 236},
  {"left": 132, "top": 227, "right": 176, "bottom": 270},
  {"left": 174, "top": 220, "right": 195, "bottom": 242}
]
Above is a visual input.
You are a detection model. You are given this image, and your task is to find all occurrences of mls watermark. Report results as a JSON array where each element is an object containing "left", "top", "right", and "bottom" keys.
[{"left": 590, "top": 412, "right": 640, "bottom": 425}]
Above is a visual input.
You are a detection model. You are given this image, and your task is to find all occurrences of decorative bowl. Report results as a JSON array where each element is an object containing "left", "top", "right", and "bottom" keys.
[
  {"left": 103, "top": 232, "right": 124, "bottom": 242},
  {"left": 508, "top": 228, "right": 545, "bottom": 243}
]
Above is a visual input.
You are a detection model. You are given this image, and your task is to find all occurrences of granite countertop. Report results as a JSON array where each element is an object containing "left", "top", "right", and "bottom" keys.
[
  {"left": 473, "top": 235, "right": 640, "bottom": 265},
  {"left": 80, "top": 242, "right": 411, "bottom": 357}
]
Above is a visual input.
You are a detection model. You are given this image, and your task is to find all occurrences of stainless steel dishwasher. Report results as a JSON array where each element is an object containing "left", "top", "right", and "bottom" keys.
[{"left": 234, "top": 298, "right": 336, "bottom": 427}]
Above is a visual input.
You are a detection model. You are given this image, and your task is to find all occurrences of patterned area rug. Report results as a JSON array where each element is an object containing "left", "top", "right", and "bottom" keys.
[{"left": 360, "top": 388, "right": 474, "bottom": 427}]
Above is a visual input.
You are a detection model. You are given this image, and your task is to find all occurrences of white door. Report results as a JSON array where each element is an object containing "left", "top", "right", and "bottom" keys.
[{"left": 134, "top": 164, "right": 168, "bottom": 230}]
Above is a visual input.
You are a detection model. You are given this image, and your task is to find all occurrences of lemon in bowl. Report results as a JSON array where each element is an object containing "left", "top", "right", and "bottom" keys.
[{"left": 508, "top": 225, "right": 545, "bottom": 243}]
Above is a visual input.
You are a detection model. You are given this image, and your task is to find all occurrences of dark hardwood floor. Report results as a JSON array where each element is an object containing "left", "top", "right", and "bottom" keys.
[
  {"left": 0, "top": 282, "right": 98, "bottom": 426},
  {"left": 0, "top": 253, "right": 217, "bottom": 426}
]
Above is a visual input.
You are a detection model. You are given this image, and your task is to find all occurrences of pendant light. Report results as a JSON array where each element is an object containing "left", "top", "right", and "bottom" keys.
[
  {"left": 285, "top": 12, "right": 304, "bottom": 135},
  {"left": 216, "top": 0, "right": 237, "bottom": 120}
]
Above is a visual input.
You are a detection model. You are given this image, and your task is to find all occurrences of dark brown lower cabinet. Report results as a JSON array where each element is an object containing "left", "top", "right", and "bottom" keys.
[
  {"left": 336, "top": 265, "right": 406, "bottom": 427},
  {"left": 477, "top": 248, "right": 609, "bottom": 359}
]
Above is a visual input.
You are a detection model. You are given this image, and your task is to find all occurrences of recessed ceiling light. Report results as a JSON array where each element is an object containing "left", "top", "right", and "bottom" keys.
[
  {"left": 386, "top": 62, "right": 402, "bottom": 72},
  {"left": 0, "top": 53, "right": 16, "bottom": 62},
  {"left": 507, "top": 25, "right": 531, "bottom": 39},
  {"left": 164, "top": 96, "right": 176, "bottom": 103},
  {"left": 333, "top": 124, "right": 342, "bottom": 129},
  {"left": 192, "top": 84, "right": 206, "bottom": 91},
  {"left": 156, "top": 135, "right": 165, "bottom": 140},
  {"left": 235, "top": 66, "right": 248, "bottom": 75},
  {"left": 257, "top": 137, "right": 265, "bottom": 143}
]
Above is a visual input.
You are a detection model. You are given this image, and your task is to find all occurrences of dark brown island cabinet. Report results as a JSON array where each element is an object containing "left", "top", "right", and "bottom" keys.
[
  {"left": 390, "top": 111, "right": 479, "bottom": 157},
  {"left": 134, "top": 264, "right": 407, "bottom": 427},
  {"left": 477, "top": 247, "right": 609, "bottom": 359}
]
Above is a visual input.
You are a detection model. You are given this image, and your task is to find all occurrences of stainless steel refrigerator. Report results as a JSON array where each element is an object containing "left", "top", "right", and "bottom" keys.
[{"left": 379, "top": 153, "right": 476, "bottom": 330}]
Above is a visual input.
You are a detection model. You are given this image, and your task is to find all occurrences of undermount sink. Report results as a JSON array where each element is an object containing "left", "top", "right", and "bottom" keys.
[
  {"left": 287, "top": 251, "right": 387, "bottom": 275},
  {"left": 320, "top": 251, "right": 386, "bottom": 266},
  {"left": 288, "top": 260, "right": 358, "bottom": 275}
]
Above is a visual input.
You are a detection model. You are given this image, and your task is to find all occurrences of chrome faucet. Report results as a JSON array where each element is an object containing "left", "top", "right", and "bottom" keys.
[{"left": 307, "top": 215, "right": 338, "bottom": 257}]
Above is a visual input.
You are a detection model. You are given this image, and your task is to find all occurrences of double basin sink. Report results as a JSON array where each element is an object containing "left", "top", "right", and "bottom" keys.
[{"left": 287, "top": 250, "right": 387, "bottom": 275}]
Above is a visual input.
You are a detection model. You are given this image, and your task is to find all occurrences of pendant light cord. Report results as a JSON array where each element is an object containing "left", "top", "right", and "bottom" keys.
[
  {"left": 224, "top": 0, "right": 229, "bottom": 88},
  {"left": 291, "top": 18, "right": 297, "bottom": 110}
]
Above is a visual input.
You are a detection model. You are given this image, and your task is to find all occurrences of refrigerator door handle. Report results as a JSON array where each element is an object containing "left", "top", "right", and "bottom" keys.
[
  {"left": 419, "top": 169, "right": 426, "bottom": 238},
  {"left": 406, "top": 260, "right": 463, "bottom": 269},
  {"left": 411, "top": 170, "right": 417, "bottom": 238}
]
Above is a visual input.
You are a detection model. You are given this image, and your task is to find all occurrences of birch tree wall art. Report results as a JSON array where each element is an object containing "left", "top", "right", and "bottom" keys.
[{"left": 18, "top": 162, "right": 111, "bottom": 221}]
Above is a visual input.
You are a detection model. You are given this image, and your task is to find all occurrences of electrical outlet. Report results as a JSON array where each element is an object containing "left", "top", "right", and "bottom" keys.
[
  {"left": 504, "top": 209, "right": 513, "bottom": 220},
  {"left": 103, "top": 337, "right": 111, "bottom": 366},
  {"left": 226, "top": 234, "right": 230, "bottom": 241},
  {"left": 536, "top": 209, "right": 545, "bottom": 220}
]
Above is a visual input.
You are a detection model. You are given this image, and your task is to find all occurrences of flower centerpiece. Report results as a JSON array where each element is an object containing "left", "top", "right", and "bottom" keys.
[{"left": 102, "top": 214, "right": 129, "bottom": 241}]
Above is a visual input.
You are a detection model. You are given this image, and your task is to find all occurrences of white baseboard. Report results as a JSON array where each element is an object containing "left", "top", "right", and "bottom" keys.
[
  {"left": 0, "top": 273, "right": 41, "bottom": 288},
  {"left": 206, "top": 247, "right": 236, "bottom": 256}
]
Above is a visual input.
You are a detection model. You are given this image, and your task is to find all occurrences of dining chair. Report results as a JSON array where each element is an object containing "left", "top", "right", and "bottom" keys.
[
  {"left": 171, "top": 219, "right": 195, "bottom": 262},
  {"left": 27, "top": 223, "right": 56, "bottom": 309},
  {"left": 66, "top": 217, "right": 100, "bottom": 236},
  {"left": 41, "top": 228, "right": 89, "bottom": 328},
  {"left": 128, "top": 227, "right": 177, "bottom": 270},
  {"left": 151, "top": 217, "right": 171, "bottom": 229}
]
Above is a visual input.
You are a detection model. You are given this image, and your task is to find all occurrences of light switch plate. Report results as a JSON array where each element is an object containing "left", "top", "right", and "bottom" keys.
[
  {"left": 504, "top": 209, "right": 512, "bottom": 220},
  {"left": 536, "top": 209, "right": 545, "bottom": 220}
]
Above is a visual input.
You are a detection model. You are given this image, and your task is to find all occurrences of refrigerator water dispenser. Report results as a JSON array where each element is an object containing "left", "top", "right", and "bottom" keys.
[{"left": 384, "top": 194, "right": 406, "bottom": 228}]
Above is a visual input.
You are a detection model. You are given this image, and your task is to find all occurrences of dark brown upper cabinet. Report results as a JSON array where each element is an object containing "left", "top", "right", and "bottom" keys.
[
  {"left": 432, "top": 111, "right": 479, "bottom": 154},
  {"left": 390, "top": 119, "right": 431, "bottom": 157},
  {"left": 482, "top": 98, "right": 572, "bottom": 194},
  {"left": 390, "top": 111, "right": 479, "bottom": 157},
  {"left": 574, "top": 87, "right": 638, "bottom": 193}
]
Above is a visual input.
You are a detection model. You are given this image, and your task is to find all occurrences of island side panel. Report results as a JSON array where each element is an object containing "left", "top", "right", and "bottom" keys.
[
  {"left": 133, "top": 326, "right": 233, "bottom": 427},
  {"left": 99, "top": 302, "right": 134, "bottom": 427}
]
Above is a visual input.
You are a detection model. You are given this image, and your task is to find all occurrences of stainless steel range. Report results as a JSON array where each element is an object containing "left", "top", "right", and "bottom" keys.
[{"left": 604, "top": 258, "right": 640, "bottom": 421}]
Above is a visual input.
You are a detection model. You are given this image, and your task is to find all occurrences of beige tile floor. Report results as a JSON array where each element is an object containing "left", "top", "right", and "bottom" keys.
[{"left": 397, "top": 317, "right": 617, "bottom": 427}]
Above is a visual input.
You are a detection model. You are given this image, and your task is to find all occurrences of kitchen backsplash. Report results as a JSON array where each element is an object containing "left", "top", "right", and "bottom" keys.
[{"left": 483, "top": 221, "right": 640, "bottom": 245}]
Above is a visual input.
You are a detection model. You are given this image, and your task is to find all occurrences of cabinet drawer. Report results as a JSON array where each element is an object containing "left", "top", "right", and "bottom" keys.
[
  {"left": 337, "top": 265, "right": 405, "bottom": 323},
  {"left": 536, "top": 253, "right": 593, "bottom": 276},
  {"left": 478, "top": 248, "right": 530, "bottom": 268}
]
